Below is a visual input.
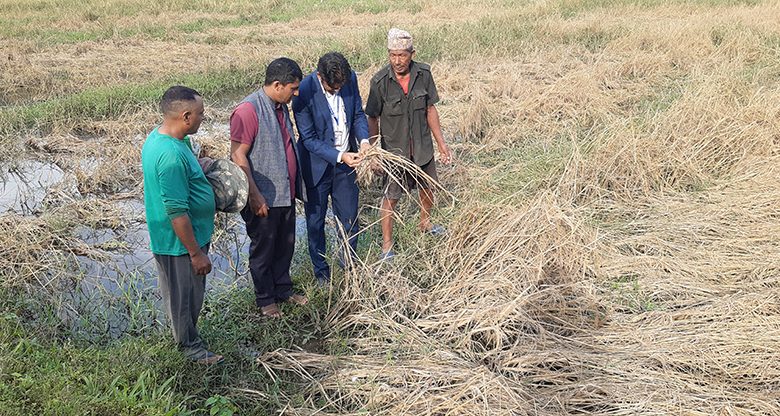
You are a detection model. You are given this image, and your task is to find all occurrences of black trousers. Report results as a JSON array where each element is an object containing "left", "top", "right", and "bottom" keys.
[{"left": 241, "top": 205, "right": 295, "bottom": 307}]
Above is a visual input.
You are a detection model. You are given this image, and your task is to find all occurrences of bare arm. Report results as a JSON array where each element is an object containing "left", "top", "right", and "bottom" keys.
[
  {"left": 365, "top": 116, "right": 380, "bottom": 151},
  {"left": 426, "top": 105, "right": 451, "bottom": 164},
  {"left": 171, "top": 214, "right": 211, "bottom": 275},
  {"left": 230, "top": 141, "right": 268, "bottom": 217}
]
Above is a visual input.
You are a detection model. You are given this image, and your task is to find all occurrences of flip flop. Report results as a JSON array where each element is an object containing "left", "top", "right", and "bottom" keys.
[
  {"left": 380, "top": 249, "right": 395, "bottom": 262},
  {"left": 427, "top": 224, "right": 446, "bottom": 236},
  {"left": 195, "top": 351, "right": 224, "bottom": 365},
  {"left": 261, "top": 303, "right": 283, "bottom": 318},
  {"left": 285, "top": 293, "right": 309, "bottom": 306}
]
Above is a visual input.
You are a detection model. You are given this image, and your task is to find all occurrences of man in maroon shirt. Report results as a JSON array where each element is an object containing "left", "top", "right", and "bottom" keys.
[{"left": 230, "top": 58, "right": 308, "bottom": 318}]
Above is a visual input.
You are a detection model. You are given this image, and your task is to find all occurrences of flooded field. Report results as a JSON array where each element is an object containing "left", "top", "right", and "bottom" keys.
[{"left": 0, "top": 140, "right": 317, "bottom": 340}]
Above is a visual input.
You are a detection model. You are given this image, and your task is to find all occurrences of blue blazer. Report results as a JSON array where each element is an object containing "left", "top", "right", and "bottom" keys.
[{"left": 292, "top": 70, "right": 369, "bottom": 188}]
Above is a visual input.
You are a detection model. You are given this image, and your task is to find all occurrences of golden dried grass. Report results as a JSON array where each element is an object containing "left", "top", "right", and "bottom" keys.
[
  {"left": 262, "top": 193, "right": 609, "bottom": 414},
  {"left": 258, "top": 5, "right": 780, "bottom": 414},
  {"left": 0, "top": 0, "right": 509, "bottom": 105},
  {"left": 558, "top": 69, "right": 780, "bottom": 201},
  {"left": 0, "top": 198, "right": 121, "bottom": 288},
  {"left": 262, "top": 156, "right": 780, "bottom": 414},
  {"left": 4, "top": 1, "right": 780, "bottom": 414}
]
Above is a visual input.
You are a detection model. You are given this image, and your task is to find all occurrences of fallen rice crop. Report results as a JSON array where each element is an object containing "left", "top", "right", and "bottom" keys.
[{"left": 2, "top": 0, "right": 780, "bottom": 414}]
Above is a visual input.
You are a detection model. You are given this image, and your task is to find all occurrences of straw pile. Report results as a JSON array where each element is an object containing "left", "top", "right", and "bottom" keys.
[
  {"left": 262, "top": 192, "right": 613, "bottom": 414},
  {"left": 0, "top": 199, "right": 120, "bottom": 288},
  {"left": 258, "top": 5, "right": 780, "bottom": 413},
  {"left": 260, "top": 154, "right": 780, "bottom": 414}
]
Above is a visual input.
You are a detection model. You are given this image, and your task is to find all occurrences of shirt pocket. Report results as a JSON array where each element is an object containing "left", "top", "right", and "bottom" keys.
[
  {"left": 411, "top": 89, "right": 428, "bottom": 111},
  {"left": 385, "top": 94, "right": 404, "bottom": 116}
]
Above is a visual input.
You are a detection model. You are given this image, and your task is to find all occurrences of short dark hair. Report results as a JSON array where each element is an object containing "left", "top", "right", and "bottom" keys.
[
  {"left": 160, "top": 85, "right": 201, "bottom": 115},
  {"left": 317, "top": 52, "right": 351, "bottom": 89},
  {"left": 264, "top": 57, "right": 303, "bottom": 86}
]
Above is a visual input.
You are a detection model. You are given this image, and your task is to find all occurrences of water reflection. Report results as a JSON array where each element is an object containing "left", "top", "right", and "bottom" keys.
[{"left": 0, "top": 160, "right": 64, "bottom": 214}]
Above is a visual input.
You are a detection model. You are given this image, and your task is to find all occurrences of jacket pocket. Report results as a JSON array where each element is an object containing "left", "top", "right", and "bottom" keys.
[{"left": 411, "top": 89, "right": 428, "bottom": 110}]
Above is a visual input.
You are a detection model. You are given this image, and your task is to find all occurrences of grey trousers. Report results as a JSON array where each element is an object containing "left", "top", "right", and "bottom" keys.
[{"left": 153, "top": 244, "right": 210, "bottom": 360}]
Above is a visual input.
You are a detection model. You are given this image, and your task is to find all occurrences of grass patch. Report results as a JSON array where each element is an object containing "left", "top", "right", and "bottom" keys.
[
  {"left": 266, "top": 0, "right": 422, "bottom": 22},
  {"left": 0, "top": 333, "right": 188, "bottom": 415},
  {"left": 0, "top": 264, "right": 333, "bottom": 414},
  {"left": 0, "top": 0, "right": 423, "bottom": 46},
  {"left": 555, "top": 0, "right": 764, "bottom": 18},
  {"left": 414, "top": 16, "right": 537, "bottom": 62},
  {"left": 2, "top": 0, "right": 780, "bottom": 413},
  {"left": 175, "top": 16, "right": 254, "bottom": 34},
  {"left": 464, "top": 138, "right": 579, "bottom": 202},
  {"left": 0, "top": 67, "right": 264, "bottom": 137}
]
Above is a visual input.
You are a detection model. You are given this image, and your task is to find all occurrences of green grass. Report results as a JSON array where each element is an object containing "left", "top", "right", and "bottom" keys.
[
  {"left": 606, "top": 273, "right": 659, "bottom": 313},
  {"left": 0, "top": 67, "right": 265, "bottom": 136},
  {"left": 0, "top": 268, "right": 332, "bottom": 415},
  {"left": 0, "top": 0, "right": 423, "bottom": 46},
  {"left": 0, "top": 333, "right": 187, "bottom": 415}
]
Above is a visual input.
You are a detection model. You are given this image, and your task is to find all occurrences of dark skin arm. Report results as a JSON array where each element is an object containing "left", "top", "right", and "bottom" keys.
[
  {"left": 230, "top": 141, "right": 268, "bottom": 217},
  {"left": 366, "top": 116, "right": 380, "bottom": 149},
  {"left": 364, "top": 116, "right": 382, "bottom": 171},
  {"left": 426, "top": 105, "right": 451, "bottom": 164},
  {"left": 171, "top": 214, "right": 211, "bottom": 275}
]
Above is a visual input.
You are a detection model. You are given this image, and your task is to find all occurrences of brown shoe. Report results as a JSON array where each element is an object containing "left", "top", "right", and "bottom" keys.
[
  {"left": 260, "top": 303, "right": 283, "bottom": 318},
  {"left": 195, "top": 352, "right": 224, "bottom": 365},
  {"left": 285, "top": 293, "right": 309, "bottom": 306}
]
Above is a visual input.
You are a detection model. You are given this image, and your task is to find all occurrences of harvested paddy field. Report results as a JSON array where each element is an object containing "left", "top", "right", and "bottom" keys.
[{"left": 1, "top": 0, "right": 779, "bottom": 414}]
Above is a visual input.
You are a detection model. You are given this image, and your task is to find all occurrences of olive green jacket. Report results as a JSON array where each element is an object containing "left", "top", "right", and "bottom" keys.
[{"left": 365, "top": 61, "right": 440, "bottom": 166}]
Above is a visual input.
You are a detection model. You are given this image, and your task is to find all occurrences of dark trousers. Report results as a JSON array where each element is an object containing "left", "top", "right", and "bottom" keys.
[
  {"left": 241, "top": 205, "right": 295, "bottom": 307},
  {"left": 154, "top": 244, "right": 209, "bottom": 360},
  {"left": 304, "top": 163, "right": 359, "bottom": 281}
]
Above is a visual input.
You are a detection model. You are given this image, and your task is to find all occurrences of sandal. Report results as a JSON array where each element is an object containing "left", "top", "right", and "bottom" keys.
[
  {"left": 260, "top": 303, "right": 283, "bottom": 318},
  {"left": 195, "top": 351, "right": 224, "bottom": 365},
  {"left": 285, "top": 293, "right": 309, "bottom": 306},
  {"left": 427, "top": 224, "right": 446, "bottom": 236},
  {"left": 380, "top": 249, "right": 395, "bottom": 262}
]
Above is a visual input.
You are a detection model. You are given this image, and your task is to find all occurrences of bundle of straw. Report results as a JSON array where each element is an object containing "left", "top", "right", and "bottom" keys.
[{"left": 355, "top": 139, "right": 453, "bottom": 203}]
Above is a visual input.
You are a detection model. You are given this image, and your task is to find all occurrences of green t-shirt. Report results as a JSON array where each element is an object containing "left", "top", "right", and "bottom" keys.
[{"left": 141, "top": 127, "right": 215, "bottom": 256}]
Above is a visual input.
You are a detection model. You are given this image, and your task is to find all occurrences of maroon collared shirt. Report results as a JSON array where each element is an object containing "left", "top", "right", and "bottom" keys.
[{"left": 230, "top": 102, "right": 297, "bottom": 200}]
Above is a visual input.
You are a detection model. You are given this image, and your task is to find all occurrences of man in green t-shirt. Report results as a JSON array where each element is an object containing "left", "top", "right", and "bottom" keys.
[{"left": 141, "top": 86, "right": 221, "bottom": 365}]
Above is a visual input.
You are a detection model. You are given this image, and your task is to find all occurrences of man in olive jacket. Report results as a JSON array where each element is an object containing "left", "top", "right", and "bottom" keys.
[{"left": 365, "top": 28, "right": 452, "bottom": 260}]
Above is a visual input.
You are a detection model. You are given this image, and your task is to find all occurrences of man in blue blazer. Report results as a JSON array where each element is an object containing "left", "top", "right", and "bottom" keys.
[{"left": 292, "top": 52, "right": 369, "bottom": 285}]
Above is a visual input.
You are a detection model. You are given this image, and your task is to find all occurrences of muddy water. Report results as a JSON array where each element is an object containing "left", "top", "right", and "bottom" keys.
[
  {"left": 1, "top": 160, "right": 64, "bottom": 214},
  {"left": 65, "top": 200, "right": 310, "bottom": 339},
  {"left": 2, "top": 157, "right": 314, "bottom": 339}
]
